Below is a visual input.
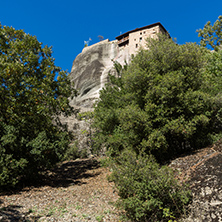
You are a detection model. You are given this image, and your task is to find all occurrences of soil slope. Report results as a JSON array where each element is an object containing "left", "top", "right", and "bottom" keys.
[{"left": 0, "top": 141, "right": 222, "bottom": 222}]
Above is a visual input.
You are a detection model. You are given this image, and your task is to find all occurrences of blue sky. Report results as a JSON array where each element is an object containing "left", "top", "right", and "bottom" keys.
[{"left": 1, "top": 0, "right": 222, "bottom": 73}]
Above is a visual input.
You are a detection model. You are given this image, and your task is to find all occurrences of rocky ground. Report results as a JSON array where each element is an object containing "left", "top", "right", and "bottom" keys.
[
  {"left": 0, "top": 141, "right": 222, "bottom": 222},
  {"left": 170, "top": 141, "right": 222, "bottom": 222},
  {"left": 0, "top": 158, "right": 121, "bottom": 222}
]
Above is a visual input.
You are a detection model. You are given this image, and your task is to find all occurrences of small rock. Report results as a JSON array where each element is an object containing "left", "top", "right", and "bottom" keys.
[
  {"left": 211, "top": 213, "right": 216, "bottom": 219},
  {"left": 205, "top": 186, "right": 212, "bottom": 195},
  {"left": 210, "top": 200, "right": 222, "bottom": 206}
]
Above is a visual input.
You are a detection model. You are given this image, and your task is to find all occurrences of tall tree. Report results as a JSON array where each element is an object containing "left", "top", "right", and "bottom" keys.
[
  {"left": 197, "top": 15, "right": 222, "bottom": 51},
  {"left": 0, "top": 24, "right": 76, "bottom": 187},
  {"left": 93, "top": 35, "right": 222, "bottom": 161}
]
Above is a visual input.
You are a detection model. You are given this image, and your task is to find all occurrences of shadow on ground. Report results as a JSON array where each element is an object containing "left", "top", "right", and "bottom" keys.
[
  {"left": 0, "top": 205, "right": 40, "bottom": 222},
  {"left": 42, "top": 158, "right": 101, "bottom": 187},
  {"left": 0, "top": 158, "right": 101, "bottom": 221},
  {"left": 1, "top": 158, "right": 101, "bottom": 194}
]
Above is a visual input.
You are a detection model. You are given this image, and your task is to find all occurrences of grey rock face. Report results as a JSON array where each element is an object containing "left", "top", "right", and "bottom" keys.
[
  {"left": 69, "top": 40, "right": 118, "bottom": 108},
  {"left": 62, "top": 40, "right": 131, "bottom": 155},
  {"left": 69, "top": 39, "right": 130, "bottom": 108},
  {"left": 59, "top": 107, "right": 94, "bottom": 155},
  {"left": 185, "top": 153, "right": 222, "bottom": 222},
  {"left": 169, "top": 143, "right": 222, "bottom": 222}
]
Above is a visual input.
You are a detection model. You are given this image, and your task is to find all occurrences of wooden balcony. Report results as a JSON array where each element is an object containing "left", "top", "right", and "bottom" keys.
[{"left": 118, "top": 36, "right": 129, "bottom": 46}]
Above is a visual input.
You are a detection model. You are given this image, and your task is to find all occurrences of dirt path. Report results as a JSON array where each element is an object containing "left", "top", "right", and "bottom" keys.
[{"left": 0, "top": 158, "right": 121, "bottom": 222}]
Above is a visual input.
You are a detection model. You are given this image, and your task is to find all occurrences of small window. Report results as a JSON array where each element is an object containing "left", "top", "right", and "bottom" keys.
[
  {"left": 144, "top": 31, "right": 146, "bottom": 34},
  {"left": 134, "top": 39, "right": 136, "bottom": 41},
  {"left": 136, "top": 44, "right": 138, "bottom": 48},
  {"left": 139, "top": 37, "right": 142, "bottom": 42},
  {"left": 140, "top": 32, "right": 142, "bottom": 35}
]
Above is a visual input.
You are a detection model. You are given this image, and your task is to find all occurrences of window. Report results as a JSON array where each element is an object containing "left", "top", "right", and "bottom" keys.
[
  {"left": 134, "top": 39, "right": 136, "bottom": 41},
  {"left": 136, "top": 44, "right": 138, "bottom": 48},
  {"left": 140, "top": 32, "right": 142, "bottom": 35},
  {"left": 139, "top": 37, "right": 142, "bottom": 42},
  {"left": 144, "top": 31, "right": 146, "bottom": 34}
]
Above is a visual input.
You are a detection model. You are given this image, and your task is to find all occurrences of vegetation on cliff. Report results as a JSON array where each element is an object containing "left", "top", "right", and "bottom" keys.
[{"left": 93, "top": 35, "right": 222, "bottom": 161}]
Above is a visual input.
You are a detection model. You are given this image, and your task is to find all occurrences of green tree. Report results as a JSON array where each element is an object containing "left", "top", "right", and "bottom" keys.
[
  {"left": 197, "top": 15, "right": 222, "bottom": 51},
  {"left": 93, "top": 35, "right": 222, "bottom": 161},
  {"left": 0, "top": 24, "right": 76, "bottom": 187}
]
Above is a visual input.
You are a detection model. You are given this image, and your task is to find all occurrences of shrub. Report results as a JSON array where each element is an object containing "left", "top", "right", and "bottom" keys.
[
  {"left": 109, "top": 150, "right": 191, "bottom": 221},
  {"left": 63, "top": 142, "right": 80, "bottom": 161}
]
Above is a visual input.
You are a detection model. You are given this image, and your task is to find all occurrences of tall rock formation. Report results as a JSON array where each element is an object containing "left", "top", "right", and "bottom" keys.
[
  {"left": 67, "top": 23, "right": 167, "bottom": 154},
  {"left": 63, "top": 39, "right": 130, "bottom": 154},
  {"left": 69, "top": 23, "right": 168, "bottom": 108},
  {"left": 69, "top": 39, "right": 130, "bottom": 108}
]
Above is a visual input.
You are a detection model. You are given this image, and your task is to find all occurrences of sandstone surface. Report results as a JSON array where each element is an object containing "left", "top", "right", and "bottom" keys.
[{"left": 69, "top": 39, "right": 130, "bottom": 108}]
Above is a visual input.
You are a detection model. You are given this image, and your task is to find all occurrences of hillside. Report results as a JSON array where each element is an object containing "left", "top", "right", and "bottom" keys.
[{"left": 0, "top": 141, "right": 221, "bottom": 221}]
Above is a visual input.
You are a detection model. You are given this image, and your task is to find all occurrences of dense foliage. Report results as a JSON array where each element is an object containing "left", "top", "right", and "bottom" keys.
[
  {"left": 93, "top": 31, "right": 222, "bottom": 220},
  {"left": 108, "top": 150, "right": 190, "bottom": 221},
  {"left": 93, "top": 35, "right": 222, "bottom": 161},
  {"left": 0, "top": 25, "right": 76, "bottom": 187}
]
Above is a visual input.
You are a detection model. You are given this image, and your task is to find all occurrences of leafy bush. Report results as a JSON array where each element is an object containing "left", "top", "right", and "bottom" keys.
[
  {"left": 63, "top": 142, "right": 80, "bottom": 161},
  {"left": 93, "top": 35, "right": 222, "bottom": 161},
  {"left": 0, "top": 24, "right": 76, "bottom": 187},
  {"left": 63, "top": 142, "right": 88, "bottom": 161},
  {"left": 108, "top": 150, "right": 191, "bottom": 221}
]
